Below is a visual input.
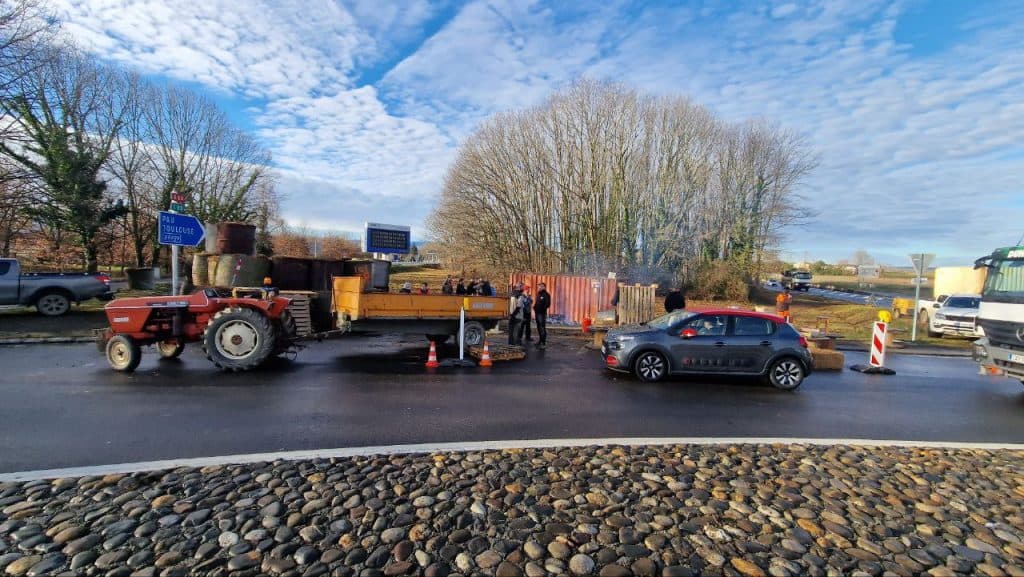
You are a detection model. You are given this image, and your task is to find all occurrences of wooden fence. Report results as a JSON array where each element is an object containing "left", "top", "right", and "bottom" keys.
[{"left": 617, "top": 283, "right": 659, "bottom": 325}]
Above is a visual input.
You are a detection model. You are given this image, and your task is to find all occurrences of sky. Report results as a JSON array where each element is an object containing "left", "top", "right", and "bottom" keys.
[{"left": 49, "top": 0, "right": 1024, "bottom": 266}]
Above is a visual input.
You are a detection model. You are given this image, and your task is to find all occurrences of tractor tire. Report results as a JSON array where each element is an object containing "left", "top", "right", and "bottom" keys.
[
  {"left": 157, "top": 340, "right": 185, "bottom": 359},
  {"left": 203, "top": 307, "right": 276, "bottom": 371},
  {"left": 36, "top": 290, "right": 71, "bottom": 317},
  {"left": 106, "top": 335, "right": 141, "bottom": 372}
]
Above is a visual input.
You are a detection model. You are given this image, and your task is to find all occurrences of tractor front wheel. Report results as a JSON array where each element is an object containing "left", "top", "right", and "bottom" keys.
[
  {"left": 157, "top": 340, "right": 185, "bottom": 359},
  {"left": 107, "top": 335, "right": 141, "bottom": 372},
  {"left": 203, "top": 307, "right": 276, "bottom": 371}
]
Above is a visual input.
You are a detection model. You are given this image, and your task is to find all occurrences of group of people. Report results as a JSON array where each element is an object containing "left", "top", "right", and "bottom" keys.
[
  {"left": 441, "top": 276, "right": 495, "bottom": 296},
  {"left": 399, "top": 281, "right": 430, "bottom": 294},
  {"left": 508, "top": 282, "right": 550, "bottom": 349}
]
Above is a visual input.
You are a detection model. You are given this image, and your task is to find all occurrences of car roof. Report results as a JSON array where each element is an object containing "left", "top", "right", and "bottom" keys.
[
  {"left": 946, "top": 293, "right": 981, "bottom": 298},
  {"left": 688, "top": 307, "right": 786, "bottom": 322}
]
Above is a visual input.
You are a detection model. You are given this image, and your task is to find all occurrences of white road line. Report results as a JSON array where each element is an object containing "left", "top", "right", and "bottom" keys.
[{"left": 1, "top": 437, "right": 1022, "bottom": 482}]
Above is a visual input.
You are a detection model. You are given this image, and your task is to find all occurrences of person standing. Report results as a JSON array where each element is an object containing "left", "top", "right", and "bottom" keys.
[
  {"left": 664, "top": 286, "right": 686, "bottom": 313},
  {"left": 776, "top": 288, "right": 792, "bottom": 322},
  {"left": 508, "top": 283, "right": 525, "bottom": 345},
  {"left": 480, "top": 278, "right": 492, "bottom": 297},
  {"left": 418, "top": 282, "right": 429, "bottom": 295},
  {"left": 456, "top": 278, "right": 466, "bottom": 295},
  {"left": 534, "top": 282, "right": 551, "bottom": 349},
  {"left": 520, "top": 285, "right": 533, "bottom": 343},
  {"left": 467, "top": 278, "right": 478, "bottom": 296}
]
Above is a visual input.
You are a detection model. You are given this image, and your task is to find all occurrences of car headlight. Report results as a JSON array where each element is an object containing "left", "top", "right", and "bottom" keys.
[
  {"left": 974, "top": 343, "right": 987, "bottom": 358},
  {"left": 935, "top": 313, "right": 946, "bottom": 320}
]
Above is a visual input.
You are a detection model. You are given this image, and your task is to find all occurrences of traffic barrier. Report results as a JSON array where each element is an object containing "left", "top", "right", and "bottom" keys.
[
  {"left": 479, "top": 340, "right": 493, "bottom": 367},
  {"left": 425, "top": 341, "right": 440, "bottom": 368},
  {"left": 850, "top": 313, "right": 896, "bottom": 374}
]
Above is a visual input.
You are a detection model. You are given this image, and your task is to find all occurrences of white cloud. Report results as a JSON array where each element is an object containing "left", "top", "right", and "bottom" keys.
[{"left": 52, "top": 0, "right": 1024, "bottom": 262}]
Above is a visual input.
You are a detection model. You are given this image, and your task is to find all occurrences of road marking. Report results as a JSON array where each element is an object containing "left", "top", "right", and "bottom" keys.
[{"left": 1, "top": 437, "right": 1022, "bottom": 481}]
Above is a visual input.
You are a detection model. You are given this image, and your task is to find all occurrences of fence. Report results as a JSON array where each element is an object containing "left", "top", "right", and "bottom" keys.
[
  {"left": 508, "top": 273, "right": 618, "bottom": 325},
  {"left": 616, "top": 283, "right": 659, "bottom": 325}
]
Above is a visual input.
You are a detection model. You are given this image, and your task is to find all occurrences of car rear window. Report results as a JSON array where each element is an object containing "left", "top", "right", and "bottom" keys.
[{"left": 733, "top": 316, "right": 775, "bottom": 336}]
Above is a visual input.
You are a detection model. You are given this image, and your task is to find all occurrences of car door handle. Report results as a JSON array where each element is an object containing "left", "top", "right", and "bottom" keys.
[
  {"left": 714, "top": 341, "right": 726, "bottom": 347},
  {"left": 760, "top": 341, "right": 772, "bottom": 346}
]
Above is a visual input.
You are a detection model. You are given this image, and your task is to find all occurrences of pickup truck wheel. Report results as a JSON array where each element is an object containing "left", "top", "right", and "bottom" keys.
[
  {"left": 462, "top": 321, "right": 486, "bottom": 347},
  {"left": 36, "top": 291, "right": 71, "bottom": 316},
  {"left": 157, "top": 340, "right": 185, "bottom": 359},
  {"left": 107, "top": 335, "right": 141, "bottom": 372},
  {"left": 203, "top": 307, "right": 276, "bottom": 371}
]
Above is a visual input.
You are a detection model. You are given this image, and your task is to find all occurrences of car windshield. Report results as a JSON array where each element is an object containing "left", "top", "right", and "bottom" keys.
[
  {"left": 794, "top": 272, "right": 811, "bottom": 279},
  {"left": 943, "top": 297, "right": 980, "bottom": 309},
  {"left": 646, "top": 310, "right": 697, "bottom": 329}
]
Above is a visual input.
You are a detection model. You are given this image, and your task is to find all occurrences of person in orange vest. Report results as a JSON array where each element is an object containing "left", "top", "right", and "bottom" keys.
[{"left": 776, "top": 288, "right": 792, "bottom": 321}]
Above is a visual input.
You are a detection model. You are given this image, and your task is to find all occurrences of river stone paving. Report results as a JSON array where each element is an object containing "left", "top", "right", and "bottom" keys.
[{"left": 1, "top": 444, "right": 1022, "bottom": 577}]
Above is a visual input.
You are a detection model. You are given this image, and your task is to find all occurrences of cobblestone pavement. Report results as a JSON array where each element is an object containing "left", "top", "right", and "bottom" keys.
[{"left": 1, "top": 444, "right": 1022, "bottom": 577}]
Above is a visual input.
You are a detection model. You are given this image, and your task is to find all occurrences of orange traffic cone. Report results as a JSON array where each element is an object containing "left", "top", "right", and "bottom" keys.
[
  {"left": 425, "top": 341, "right": 440, "bottom": 368},
  {"left": 479, "top": 340, "right": 493, "bottom": 367}
]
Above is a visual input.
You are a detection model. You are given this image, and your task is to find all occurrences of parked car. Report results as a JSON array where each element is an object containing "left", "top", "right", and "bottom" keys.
[
  {"left": 0, "top": 258, "right": 114, "bottom": 316},
  {"left": 601, "top": 308, "right": 814, "bottom": 389},
  {"left": 928, "top": 293, "right": 982, "bottom": 338},
  {"left": 782, "top": 270, "right": 813, "bottom": 291}
]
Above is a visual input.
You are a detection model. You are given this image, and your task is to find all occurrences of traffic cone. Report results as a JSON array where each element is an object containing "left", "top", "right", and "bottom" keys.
[
  {"left": 425, "top": 341, "right": 440, "bottom": 368},
  {"left": 479, "top": 340, "right": 493, "bottom": 367}
]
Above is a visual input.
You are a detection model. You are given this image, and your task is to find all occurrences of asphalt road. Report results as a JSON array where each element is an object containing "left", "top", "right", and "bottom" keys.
[{"left": 0, "top": 334, "right": 1022, "bottom": 473}]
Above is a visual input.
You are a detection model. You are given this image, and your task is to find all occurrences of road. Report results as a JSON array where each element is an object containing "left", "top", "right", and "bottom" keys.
[
  {"left": 0, "top": 334, "right": 1021, "bottom": 473},
  {"left": 764, "top": 281, "right": 895, "bottom": 307}
]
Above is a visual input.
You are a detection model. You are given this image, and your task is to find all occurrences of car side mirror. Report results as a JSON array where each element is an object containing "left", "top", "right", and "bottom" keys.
[{"left": 681, "top": 328, "right": 697, "bottom": 339}]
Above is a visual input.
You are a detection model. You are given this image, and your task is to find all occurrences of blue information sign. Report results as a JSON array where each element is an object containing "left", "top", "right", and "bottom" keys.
[{"left": 158, "top": 211, "right": 205, "bottom": 247}]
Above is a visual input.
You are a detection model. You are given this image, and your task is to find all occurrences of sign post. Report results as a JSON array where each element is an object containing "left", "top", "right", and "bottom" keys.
[
  {"left": 908, "top": 252, "right": 935, "bottom": 341},
  {"left": 158, "top": 210, "right": 205, "bottom": 296}
]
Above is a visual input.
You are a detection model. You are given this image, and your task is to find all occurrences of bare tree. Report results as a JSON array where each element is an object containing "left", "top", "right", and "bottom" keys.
[
  {"left": 430, "top": 79, "right": 815, "bottom": 290},
  {"left": 0, "top": 0, "right": 56, "bottom": 94}
]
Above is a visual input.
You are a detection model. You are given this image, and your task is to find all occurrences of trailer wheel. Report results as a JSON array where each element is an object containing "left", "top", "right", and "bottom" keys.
[
  {"left": 462, "top": 321, "right": 486, "bottom": 347},
  {"left": 107, "top": 335, "right": 141, "bottom": 372},
  {"left": 157, "top": 340, "right": 185, "bottom": 359},
  {"left": 203, "top": 307, "right": 276, "bottom": 371}
]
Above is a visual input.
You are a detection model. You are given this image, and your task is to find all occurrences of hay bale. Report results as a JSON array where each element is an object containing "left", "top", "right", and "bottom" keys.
[
  {"left": 192, "top": 253, "right": 210, "bottom": 286},
  {"left": 810, "top": 348, "right": 845, "bottom": 371},
  {"left": 207, "top": 254, "right": 220, "bottom": 282},
  {"left": 213, "top": 254, "right": 271, "bottom": 287}
]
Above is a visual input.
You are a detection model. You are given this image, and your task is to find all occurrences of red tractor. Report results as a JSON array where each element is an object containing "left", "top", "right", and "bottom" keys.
[{"left": 98, "top": 287, "right": 307, "bottom": 372}]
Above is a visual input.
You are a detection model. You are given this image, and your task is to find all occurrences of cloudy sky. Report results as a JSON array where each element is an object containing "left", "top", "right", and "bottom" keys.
[{"left": 51, "top": 0, "right": 1024, "bottom": 266}]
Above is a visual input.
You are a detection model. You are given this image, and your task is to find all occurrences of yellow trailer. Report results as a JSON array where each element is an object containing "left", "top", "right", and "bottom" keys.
[{"left": 332, "top": 276, "right": 507, "bottom": 346}]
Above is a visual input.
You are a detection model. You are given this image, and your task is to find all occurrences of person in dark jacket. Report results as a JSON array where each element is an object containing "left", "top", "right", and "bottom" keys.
[
  {"left": 533, "top": 282, "right": 551, "bottom": 348},
  {"left": 508, "top": 283, "right": 526, "bottom": 345},
  {"left": 455, "top": 278, "right": 466, "bottom": 295},
  {"left": 480, "top": 279, "right": 492, "bottom": 297},
  {"left": 664, "top": 286, "right": 686, "bottom": 313}
]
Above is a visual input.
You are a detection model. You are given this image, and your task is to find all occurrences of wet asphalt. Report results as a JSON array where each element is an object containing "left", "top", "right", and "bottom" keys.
[{"left": 0, "top": 333, "right": 1022, "bottom": 473}]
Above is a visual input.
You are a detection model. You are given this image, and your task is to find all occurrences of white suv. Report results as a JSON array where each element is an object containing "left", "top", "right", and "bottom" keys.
[{"left": 928, "top": 293, "right": 981, "bottom": 338}]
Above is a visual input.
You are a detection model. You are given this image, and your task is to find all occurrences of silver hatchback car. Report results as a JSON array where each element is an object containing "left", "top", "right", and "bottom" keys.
[{"left": 602, "top": 308, "right": 814, "bottom": 389}]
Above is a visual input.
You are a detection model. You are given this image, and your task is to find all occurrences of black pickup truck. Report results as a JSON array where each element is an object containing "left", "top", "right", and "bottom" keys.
[{"left": 0, "top": 258, "right": 114, "bottom": 316}]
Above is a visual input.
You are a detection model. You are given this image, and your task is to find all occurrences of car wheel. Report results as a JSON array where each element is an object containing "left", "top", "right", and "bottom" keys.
[
  {"left": 767, "top": 357, "right": 805, "bottom": 390},
  {"left": 36, "top": 290, "right": 71, "bottom": 316},
  {"left": 633, "top": 351, "right": 667, "bottom": 382}
]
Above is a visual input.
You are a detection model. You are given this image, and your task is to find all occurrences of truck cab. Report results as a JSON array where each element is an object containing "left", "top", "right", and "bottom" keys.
[
  {"left": 781, "top": 270, "right": 812, "bottom": 291},
  {"left": 972, "top": 247, "right": 1024, "bottom": 385}
]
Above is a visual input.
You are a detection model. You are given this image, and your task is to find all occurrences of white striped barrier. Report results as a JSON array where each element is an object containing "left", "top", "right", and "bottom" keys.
[{"left": 850, "top": 315, "right": 896, "bottom": 374}]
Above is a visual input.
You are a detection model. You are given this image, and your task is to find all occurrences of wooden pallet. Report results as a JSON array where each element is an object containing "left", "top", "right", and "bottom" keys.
[{"left": 468, "top": 343, "right": 526, "bottom": 361}]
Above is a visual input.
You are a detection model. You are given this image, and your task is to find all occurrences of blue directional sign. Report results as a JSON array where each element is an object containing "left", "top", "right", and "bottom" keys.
[{"left": 158, "top": 211, "right": 205, "bottom": 247}]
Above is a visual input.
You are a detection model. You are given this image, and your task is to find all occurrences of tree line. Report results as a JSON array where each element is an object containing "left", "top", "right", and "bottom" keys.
[
  {"left": 429, "top": 80, "right": 815, "bottom": 298},
  {"left": 0, "top": 0, "right": 278, "bottom": 272}
]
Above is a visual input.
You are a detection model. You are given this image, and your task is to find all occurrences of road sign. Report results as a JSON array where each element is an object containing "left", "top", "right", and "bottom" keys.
[
  {"left": 158, "top": 211, "right": 204, "bottom": 247},
  {"left": 171, "top": 192, "right": 187, "bottom": 203},
  {"left": 170, "top": 202, "right": 186, "bottom": 212},
  {"left": 908, "top": 253, "right": 935, "bottom": 275},
  {"left": 363, "top": 222, "right": 411, "bottom": 254}
]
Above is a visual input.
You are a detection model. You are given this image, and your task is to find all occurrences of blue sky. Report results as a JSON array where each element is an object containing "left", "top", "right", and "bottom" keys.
[{"left": 53, "top": 0, "right": 1024, "bottom": 266}]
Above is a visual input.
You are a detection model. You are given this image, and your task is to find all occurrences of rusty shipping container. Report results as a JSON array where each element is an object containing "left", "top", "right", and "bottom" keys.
[{"left": 509, "top": 273, "right": 618, "bottom": 325}]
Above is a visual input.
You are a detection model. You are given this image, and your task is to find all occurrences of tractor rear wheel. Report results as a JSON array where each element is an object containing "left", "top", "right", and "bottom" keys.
[
  {"left": 157, "top": 340, "right": 185, "bottom": 359},
  {"left": 203, "top": 307, "right": 276, "bottom": 371},
  {"left": 274, "top": 311, "right": 297, "bottom": 356},
  {"left": 107, "top": 335, "right": 141, "bottom": 372}
]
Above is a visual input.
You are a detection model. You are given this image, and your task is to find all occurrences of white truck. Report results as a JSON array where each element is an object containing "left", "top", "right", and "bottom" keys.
[
  {"left": 972, "top": 246, "right": 1024, "bottom": 386},
  {"left": 0, "top": 258, "right": 114, "bottom": 316}
]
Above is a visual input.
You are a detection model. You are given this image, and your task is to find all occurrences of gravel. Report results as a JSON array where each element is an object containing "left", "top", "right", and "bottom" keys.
[{"left": 0, "top": 444, "right": 1022, "bottom": 576}]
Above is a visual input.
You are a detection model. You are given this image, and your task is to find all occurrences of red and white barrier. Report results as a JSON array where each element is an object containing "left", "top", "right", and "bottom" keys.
[{"left": 870, "top": 321, "right": 887, "bottom": 367}]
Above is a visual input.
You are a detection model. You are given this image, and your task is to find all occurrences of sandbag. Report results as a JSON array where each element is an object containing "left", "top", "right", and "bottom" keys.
[
  {"left": 213, "top": 254, "right": 271, "bottom": 287},
  {"left": 192, "top": 253, "right": 210, "bottom": 286}
]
